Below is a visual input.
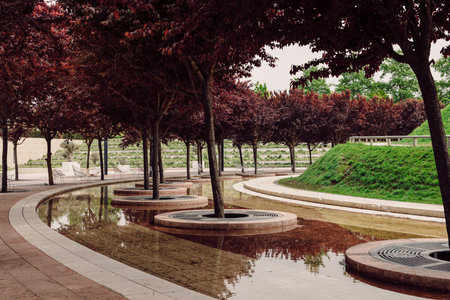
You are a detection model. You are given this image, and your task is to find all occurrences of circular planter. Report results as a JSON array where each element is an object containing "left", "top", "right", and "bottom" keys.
[
  {"left": 135, "top": 181, "right": 194, "bottom": 188},
  {"left": 113, "top": 187, "right": 187, "bottom": 196},
  {"left": 154, "top": 209, "right": 298, "bottom": 236},
  {"left": 346, "top": 239, "right": 450, "bottom": 292},
  {"left": 111, "top": 195, "right": 208, "bottom": 210}
]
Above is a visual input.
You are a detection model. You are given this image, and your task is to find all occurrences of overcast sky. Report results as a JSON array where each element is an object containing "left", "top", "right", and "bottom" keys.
[{"left": 249, "top": 40, "right": 449, "bottom": 92}]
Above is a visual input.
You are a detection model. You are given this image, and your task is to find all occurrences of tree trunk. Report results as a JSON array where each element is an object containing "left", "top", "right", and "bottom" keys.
[
  {"left": 200, "top": 144, "right": 203, "bottom": 173},
  {"left": 148, "top": 135, "right": 153, "bottom": 178},
  {"left": 13, "top": 142, "right": 19, "bottom": 181},
  {"left": 98, "top": 138, "right": 104, "bottom": 180},
  {"left": 1, "top": 124, "right": 8, "bottom": 192},
  {"left": 238, "top": 145, "right": 244, "bottom": 173},
  {"left": 86, "top": 139, "right": 92, "bottom": 170},
  {"left": 45, "top": 136, "right": 54, "bottom": 185},
  {"left": 217, "top": 142, "right": 223, "bottom": 176},
  {"left": 158, "top": 140, "right": 164, "bottom": 183},
  {"left": 411, "top": 58, "right": 450, "bottom": 244},
  {"left": 221, "top": 140, "right": 225, "bottom": 172},
  {"left": 151, "top": 120, "right": 160, "bottom": 199},
  {"left": 197, "top": 142, "right": 202, "bottom": 175},
  {"left": 252, "top": 144, "right": 258, "bottom": 175},
  {"left": 307, "top": 143, "right": 313, "bottom": 165},
  {"left": 185, "top": 140, "right": 191, "bottom": 179},
  {"left": 142, "top": 127, "right": 150, "bottom": 190},
  {"left": 201, "top": 80, "right": 224, "bottom": 218},
  {"left": 289, "top": 145, "right": 296, "bottom": 173}
]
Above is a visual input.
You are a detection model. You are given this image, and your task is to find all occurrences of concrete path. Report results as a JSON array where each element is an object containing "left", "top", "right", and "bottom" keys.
[{"left": 236, "top": 176, "right": 445, "bottom": 222}]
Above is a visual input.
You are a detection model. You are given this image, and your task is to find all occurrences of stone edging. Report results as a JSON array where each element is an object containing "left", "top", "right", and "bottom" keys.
[
  {"left": 9, "top": 179, "right": 211, "bottom": 300},
  {"left": 111, "top": 195, "right": 208, "bottom": 210},
  {"left": 243, "top": 177, "right": 444, "bottom": 218}
]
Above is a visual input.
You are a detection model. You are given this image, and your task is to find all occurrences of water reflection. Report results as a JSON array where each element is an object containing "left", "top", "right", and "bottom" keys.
[{"left": 37, "top": 180, "right": 441, "bottom": 299}]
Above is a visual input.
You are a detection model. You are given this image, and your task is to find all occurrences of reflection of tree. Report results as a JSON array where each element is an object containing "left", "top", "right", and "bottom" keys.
[
  {"left": 303, "top": 250, "right": 329, "bottom": 275},
  {"left": 37, "top": 186, "right": 123, "bottom": 232},
  {"left": 169, "top": 218, "right": 376, "bottom": 275}
]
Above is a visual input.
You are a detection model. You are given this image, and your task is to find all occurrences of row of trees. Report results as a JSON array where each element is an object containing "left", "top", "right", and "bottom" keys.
[
  {"left": 167, "top": 85, "right": 427, "bottom": 175},
  {"left": 1, "top": 1, "right": 449, "bottom": 243},
  {"left": 300, "top": 56, "right": 450, "bottom": 105}
]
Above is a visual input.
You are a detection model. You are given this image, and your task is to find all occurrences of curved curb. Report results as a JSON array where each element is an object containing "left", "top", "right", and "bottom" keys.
[
  {"left": 168, "top": 178, "right": 211, "bottom": 183},
  {"left": 243, "top": 177, "right": 444, "bottom": 218},
  {"left": 8, "top": 180, "right": 211, "bottom": 299},
  {"left": 239, "top": 173, "right": 275, "bottom": 178},
  {"left": 134, "top": 181, "right": 194, "bottom": 188},
  {"left": 111, "top": 195, "right": 208, "bottom": 210},
  {"left": 345, "top": 238, "right": 450, "bottom": 292},
  {"left": 200, "top": 175, "right": 243, "bottom": 180},
  {"left": 154, "top": 209, "right": 298, "bottom": 236},
  {"left": 113, "top": 186, "right": 188, "bottom": 196}
]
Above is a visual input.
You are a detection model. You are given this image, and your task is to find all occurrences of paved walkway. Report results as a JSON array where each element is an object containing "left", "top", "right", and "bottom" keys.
[
  {"left": 0, "top": 181, "right": 126, "bottom": 299},
  {"left": 1, "top": 170, "right": 210, "bottom": 300}
]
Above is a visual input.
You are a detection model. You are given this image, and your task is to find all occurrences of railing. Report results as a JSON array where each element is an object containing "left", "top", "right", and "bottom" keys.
[{"left": 349, "top": 135, "right": 450, "bottom": 147}]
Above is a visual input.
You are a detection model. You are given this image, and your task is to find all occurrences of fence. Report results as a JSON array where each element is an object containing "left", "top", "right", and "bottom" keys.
[{"left": 349, "top": 135, "right": 450, "bottom": 147}]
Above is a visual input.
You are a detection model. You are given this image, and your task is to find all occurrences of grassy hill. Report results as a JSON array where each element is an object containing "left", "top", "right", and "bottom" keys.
[
  {"left": 279, "top": 143, "right": 441, "bottom": 204},
  {"left": 410, "top": 104, "right": 450, "bottom": 135}
]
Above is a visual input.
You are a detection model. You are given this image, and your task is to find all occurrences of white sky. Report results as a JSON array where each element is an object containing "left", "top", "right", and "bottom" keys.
[{"left": 249, "top": 40, "right": 449, "bottom": 92}]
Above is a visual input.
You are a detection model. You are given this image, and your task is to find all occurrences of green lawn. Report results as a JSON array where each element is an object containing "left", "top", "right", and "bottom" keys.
[
  {"left": 279, "top": 143, "right": 442, "bottom": 204},
  {"left": 410, "top": 104, "right": 450, "bottom": 136}
]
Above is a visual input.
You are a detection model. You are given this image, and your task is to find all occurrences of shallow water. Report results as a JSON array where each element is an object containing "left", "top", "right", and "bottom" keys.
[{"left": 37, "top": 180, "right": 446, "bottom": 299}]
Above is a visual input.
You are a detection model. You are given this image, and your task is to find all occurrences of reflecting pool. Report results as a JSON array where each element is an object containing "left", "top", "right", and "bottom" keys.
[{"left": 37, "top": 180, "right": 446, "bottom": 299}]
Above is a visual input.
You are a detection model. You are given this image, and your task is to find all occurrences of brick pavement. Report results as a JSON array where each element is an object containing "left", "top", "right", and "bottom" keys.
[{"left": 0, "top": 183, "right": 126, "bottom": 300}]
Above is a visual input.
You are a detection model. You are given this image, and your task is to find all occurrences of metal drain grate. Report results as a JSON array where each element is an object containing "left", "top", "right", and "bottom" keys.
[
  {"left": 374, "top": 245, "right": 441, "bottom": 267},
  {"left": 248, "top": 211, "right": 280, "bottom": 218},
  {"left": 172, "top": 212, "right": 203, "bottom": 220},
  {"left": 169, "top": 210, "right": 281, "bottom": 221}
]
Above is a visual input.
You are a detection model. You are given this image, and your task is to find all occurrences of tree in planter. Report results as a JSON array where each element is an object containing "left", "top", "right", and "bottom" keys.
[
  {"left": 30, "top": 94, "right": 72, "bottom": 185},
  {"left": 291, "top": 91, "right": 330, "bottom": 165},
  {"left": 229, "top": 82, "right": 263, "bottom": 173},
  {"left": 272, "top": 89, "right": 308, "bottom": 171},
  {"left": 0, "top": 1, "right": 62, "bottom": 191},
  {"left": 234, "top": 92, "right": 277, "bottom": 174},
  {"left": 166, "top": 100, "right": 204, "bottom": 179},
  {"left": 279, "top": 0, "right": 450, "bottom": 244},
  {"left": 141, "top": 0, "right": 277, "bottom": 216},
  {"left": 66, "top": 3, "right": 165, "bottom": 191},
  {"left": 5, "top": 121, "right": 30, "bottom": 181},
  {"left": 212, "top": 82, "right": 236, "bottom": 176}
]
